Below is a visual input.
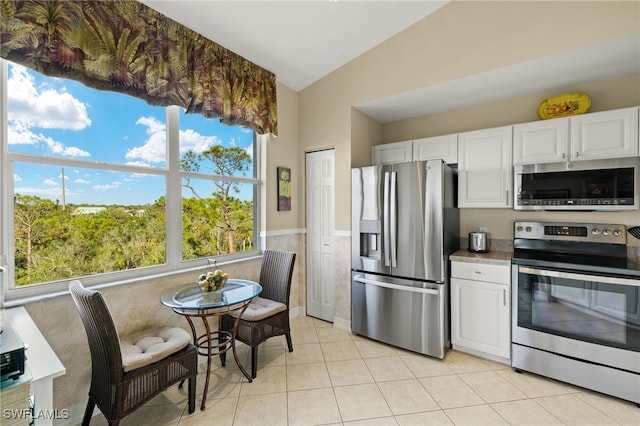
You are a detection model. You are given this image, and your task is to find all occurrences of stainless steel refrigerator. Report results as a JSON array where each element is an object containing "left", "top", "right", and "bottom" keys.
[{"left": 351, "top": 159, "right": 459, "bottom": 358}]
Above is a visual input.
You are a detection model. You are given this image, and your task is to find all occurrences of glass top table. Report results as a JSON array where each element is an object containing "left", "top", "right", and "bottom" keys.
[
  {"left": 161, "top": 279, "right": 262, "bottom": 312},
  {"left": 160, "top": 279, "right": 262, "bottom": 410}
]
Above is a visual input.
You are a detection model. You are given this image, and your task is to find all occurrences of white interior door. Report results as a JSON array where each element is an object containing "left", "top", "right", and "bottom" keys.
[{"left": 306, "top": 149, "right": 335, "bottom": 322}]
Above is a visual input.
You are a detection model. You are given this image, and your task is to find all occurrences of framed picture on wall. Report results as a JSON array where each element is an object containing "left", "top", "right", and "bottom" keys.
[{"left": 277, "top": 167, "right": 291, "bottom": 211}]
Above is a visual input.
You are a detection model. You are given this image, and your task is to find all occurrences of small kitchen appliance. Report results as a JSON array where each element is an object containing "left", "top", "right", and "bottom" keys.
[
  {"left": 511, "top": 221, "right": 640, "bottom": 404},
  {"left": 0, "top": 324, "right": 27, "bottom": 382},
  {"left": 468, "top": 231, "right": 488, "bottom": 253}
]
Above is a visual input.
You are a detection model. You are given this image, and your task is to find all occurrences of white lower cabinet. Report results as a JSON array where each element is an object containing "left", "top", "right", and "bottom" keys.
[{"left": 450, "top": 261, "right": 510, "bottom": 363}]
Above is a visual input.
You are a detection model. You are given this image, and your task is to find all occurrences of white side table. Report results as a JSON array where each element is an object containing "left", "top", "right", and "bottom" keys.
[{"left": 2, "top": 307, "right": 66, "bottom": 426}]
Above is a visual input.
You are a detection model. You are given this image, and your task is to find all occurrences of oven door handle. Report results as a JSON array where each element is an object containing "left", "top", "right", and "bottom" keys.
[{"left": 519, "top": 266, "right": 640, "bottom": 287}]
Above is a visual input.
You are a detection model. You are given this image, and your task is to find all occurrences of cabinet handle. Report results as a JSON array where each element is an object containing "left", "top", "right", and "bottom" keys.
[
  {"left": 562, "top": 152, "right": 566, "bottom": 159},
  {"left": 503, "top": 289, "right": 507, "bottom": 306},
  {"left": 575, "top": 151, "right": 579, "bottom": 158}
]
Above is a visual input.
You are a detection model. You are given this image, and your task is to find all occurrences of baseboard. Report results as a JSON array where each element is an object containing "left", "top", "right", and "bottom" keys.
[
  {"left": 333, "top": 316, "right": 351, "bottom": 332},
  {"left": 290, "top": 305, "right": 306, "bottom": 319}
]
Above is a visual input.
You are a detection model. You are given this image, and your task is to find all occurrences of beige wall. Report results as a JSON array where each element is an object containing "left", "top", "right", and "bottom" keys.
[
  {"left": 383, "top": 74, "right": 640, "bottom": 142},
  {"left": 264, "top": 82, "right": 302, "bottom": 231},
  {"left": 299, "top": 0, "right": 640, "bottom": 231}
]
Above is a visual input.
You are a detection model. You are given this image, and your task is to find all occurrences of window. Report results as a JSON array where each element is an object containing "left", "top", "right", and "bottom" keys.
[{"left": 1, "top": 61, "right": 260, "bottom": 302}]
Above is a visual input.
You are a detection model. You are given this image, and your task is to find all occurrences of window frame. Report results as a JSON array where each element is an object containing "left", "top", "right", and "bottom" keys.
[{"left": 0, "top": 60, "right": 262, "bottom": 305}]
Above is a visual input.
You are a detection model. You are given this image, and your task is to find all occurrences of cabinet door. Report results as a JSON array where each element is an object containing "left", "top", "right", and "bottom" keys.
[
  {"left": 413, "top": 134, "right": 458, "bottom": 164},
  {"left": 451, "top": 277, "right": 510, "bottom": 359},
  {"left": 372, "top": 140, "right": 412, "bottom": 165},
  {"left": 571, "top": 106, "right": 639, "bottom": 161},
  {"left": 513, "top": 118, "right": 569, "bottom": 165},
  {"left": 458, "top": 126, "right": 513, "bottom": 208}
]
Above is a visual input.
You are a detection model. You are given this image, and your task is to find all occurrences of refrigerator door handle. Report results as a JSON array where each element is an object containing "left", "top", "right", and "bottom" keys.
[
  {"left": 423, "top": 160, "right": 443, "bottom": 281},
  {"left": 390, "top": 171, "right": 397, "bottom": 268},
  {"left": 353, "top": 276, "right": 440, "bottom": 296},
  {"left": 383, "top": 171, "right": 391, "bottom": 267}
]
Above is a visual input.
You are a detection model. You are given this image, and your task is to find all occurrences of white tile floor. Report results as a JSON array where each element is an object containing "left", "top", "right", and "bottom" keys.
[{"left": 87, "top": 316, "right": 639, "bottom": 425}]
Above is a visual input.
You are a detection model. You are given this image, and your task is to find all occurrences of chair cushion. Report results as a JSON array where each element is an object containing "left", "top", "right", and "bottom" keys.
[
  {"left": 230, "top": 297, "right": 287, "bottom": 322},
  {"left": 120, "top": 327, "right": 191, "bottom": 372}
]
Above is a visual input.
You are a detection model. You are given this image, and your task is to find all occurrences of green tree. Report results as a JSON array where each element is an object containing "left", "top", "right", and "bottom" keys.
[
  {"left": 181, "top": 145, "right": 252, "bottom": 255},
  {"left": 14, "top": 194, "right": 67, "bottom": 284}
]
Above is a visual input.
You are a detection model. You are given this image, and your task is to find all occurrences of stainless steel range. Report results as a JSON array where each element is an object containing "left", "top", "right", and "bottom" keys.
[{"left": 511, "top": 221, "right": 640, "bottom": 404}]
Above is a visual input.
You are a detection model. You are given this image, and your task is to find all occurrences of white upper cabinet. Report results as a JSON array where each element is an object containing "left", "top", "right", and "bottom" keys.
[
  {"left": 371, "top": 140, "right": 412, "bottom": 165},
  {"left": 458, "top": 126, "right": 513, "bottom": 208},
  {"left": 372, "top": 134, "right": 458, "bottom": 165},
  {"left": 413, "top": 134, "right": 458, "bottom": 164},
  {"left": 513, "top": 117, "right": 569, "bottom": 165},
  {"left": 570, "top": 106, "right": 638, "bottom": 161},
  {"left": 513, "top": 107, "right": 639, "bottom": 165}
]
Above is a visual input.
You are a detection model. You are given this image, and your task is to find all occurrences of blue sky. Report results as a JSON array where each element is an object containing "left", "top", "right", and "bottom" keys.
[{"left": 7, "top": 63, "right": 255, "bottom": 206}]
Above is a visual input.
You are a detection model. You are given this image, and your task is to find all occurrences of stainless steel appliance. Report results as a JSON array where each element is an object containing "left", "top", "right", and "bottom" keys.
[
  {"left": 468, "top": 231, "right": 488, "bottom": 253},
  {"left": 514, "top": 158, "right": 640, "bottom": 210},
  {"left": 511, "top": 221, "right": 640, "bottom": 404},
  {"left": 351, "top": 160, "right": 458, "bottom": 358}
]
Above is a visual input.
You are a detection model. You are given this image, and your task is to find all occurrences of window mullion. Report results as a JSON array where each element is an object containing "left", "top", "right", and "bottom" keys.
[{"left": 165, "top": 106, "right": 182, "bottom": 268}]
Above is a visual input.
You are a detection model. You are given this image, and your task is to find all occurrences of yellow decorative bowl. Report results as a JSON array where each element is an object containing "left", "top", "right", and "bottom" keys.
[{"left": 537, "top": 93, "right": 591, "bottom": 120}]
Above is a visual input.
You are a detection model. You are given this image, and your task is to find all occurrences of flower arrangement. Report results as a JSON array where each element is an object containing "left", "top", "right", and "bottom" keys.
[{"left": 197, "top": 269, "right": 229, "bottom": 292}]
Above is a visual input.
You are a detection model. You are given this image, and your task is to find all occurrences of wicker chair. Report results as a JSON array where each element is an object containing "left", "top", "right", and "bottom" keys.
[
  {"left": 69, "top": 280, "right": 198, "bottom": 426},
  {"left": 221, "top": 250, "right": 296, "bottom": 378}
]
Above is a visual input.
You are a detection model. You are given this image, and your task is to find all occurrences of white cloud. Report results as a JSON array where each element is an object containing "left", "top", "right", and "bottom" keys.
[
  {"left": 7, "top": 65, "right": 92, "bottom": 158},
  {"left": 7, "top": 64, "right": 91, "bottom": 130},
  {"left": 180, "top": 128, "right": 221, "bottom": 154},
  {"left": 8, "top": 125, "right": 90, "bottom": 157},
  {"left": 74, "top": 178, "right": 91, "bottom": 184},
  {"left": 14, "top": 186, "right": 66, "bottom": 198},
  {"left": 93, "top": 182, "right": 122, "bottom": 191},
  {"left": 125, "top": 116, "right": 222, "bottom": 164},
  {"left": 43, "top": 178, "right": 59, "bottom": 187},
  {"left": 14, "top": 174, "right": 22, "bottom": 182},
  {"left": 125, "top": 117, "right": 166, "bottom": 163}
]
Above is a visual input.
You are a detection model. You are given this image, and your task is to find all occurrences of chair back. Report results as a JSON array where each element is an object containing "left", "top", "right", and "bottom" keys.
[
  {"left": 259, "top": 250, "right": 296, "bottom": 306},
  {"left": 69, "top": 280, "right": 124, "bottom": 384}
]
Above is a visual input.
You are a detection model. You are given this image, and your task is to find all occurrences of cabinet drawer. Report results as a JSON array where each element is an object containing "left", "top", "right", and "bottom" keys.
[{"left": 451, "top": 261, "right": 510, "bottom": 284}]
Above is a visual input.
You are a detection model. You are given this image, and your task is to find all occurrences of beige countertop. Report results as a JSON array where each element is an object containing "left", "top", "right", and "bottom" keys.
[{"left": 449, "top": 249, "right": 512, "bottom": 266}]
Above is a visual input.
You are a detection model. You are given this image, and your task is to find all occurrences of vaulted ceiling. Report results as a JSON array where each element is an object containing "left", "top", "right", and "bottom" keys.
[{"left": 141, "top": 1, "right": 639, "bottom": 123}]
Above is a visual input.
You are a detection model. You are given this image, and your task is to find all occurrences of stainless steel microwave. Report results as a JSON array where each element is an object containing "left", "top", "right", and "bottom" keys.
[{"left": 514, "top": 158, "right": 640, "bottom": 210}]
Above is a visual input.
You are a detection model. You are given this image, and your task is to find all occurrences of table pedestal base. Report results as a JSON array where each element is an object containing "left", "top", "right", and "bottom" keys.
[{"left": 183, "top": 303, "right": 251, "bottom": 410}]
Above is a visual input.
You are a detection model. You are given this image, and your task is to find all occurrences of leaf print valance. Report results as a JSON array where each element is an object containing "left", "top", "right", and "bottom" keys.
[{"left": 0, "top": 0, "right": 278, "bottom": 135}]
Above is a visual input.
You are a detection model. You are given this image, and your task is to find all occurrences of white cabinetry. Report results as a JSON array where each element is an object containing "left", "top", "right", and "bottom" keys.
[
  {"left": 371, "top": 140, "right": 412, "bottom": 165},
  {"left": 413, "top": 134, "right": 458, "bottom": 164},
  {"left": 458, "top": 126, "right": 512, "bottom": 208},
  {"left": 513, "top": 117, "right": 569, "bottom": 165},
  {"left": 372, "top": 134, "right": 457, "bottom": 165},
  {"left": 571, "top": 106, "right": 638, "bottom": 161},
  {"left": 451, "top": 261, "right": 510, "bottom": 363},
  {"left": 513, "top": 107, "right": 639, "bottom": 165}
]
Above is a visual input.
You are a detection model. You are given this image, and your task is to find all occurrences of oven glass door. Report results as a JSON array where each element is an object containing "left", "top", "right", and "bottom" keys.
[{"left": 516, "top": 266, "right": 640, "bottom": 352}]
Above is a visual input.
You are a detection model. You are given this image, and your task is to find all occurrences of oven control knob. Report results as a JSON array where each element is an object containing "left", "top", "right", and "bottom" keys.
[
  {"left": 591, "top": 228, "right": 600, "bottom": 235},
  {"left": 516, "top": 226, "right": 523, "bottom": 232},
  {"left": 525, "top": 226, "right": 532, "bottom": 232},
  {"left": 602, "top": 229, "right": 610, "bottom": 236},
  {"left": 613, "top": 229, "right": 621, "bottom": 237}
]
